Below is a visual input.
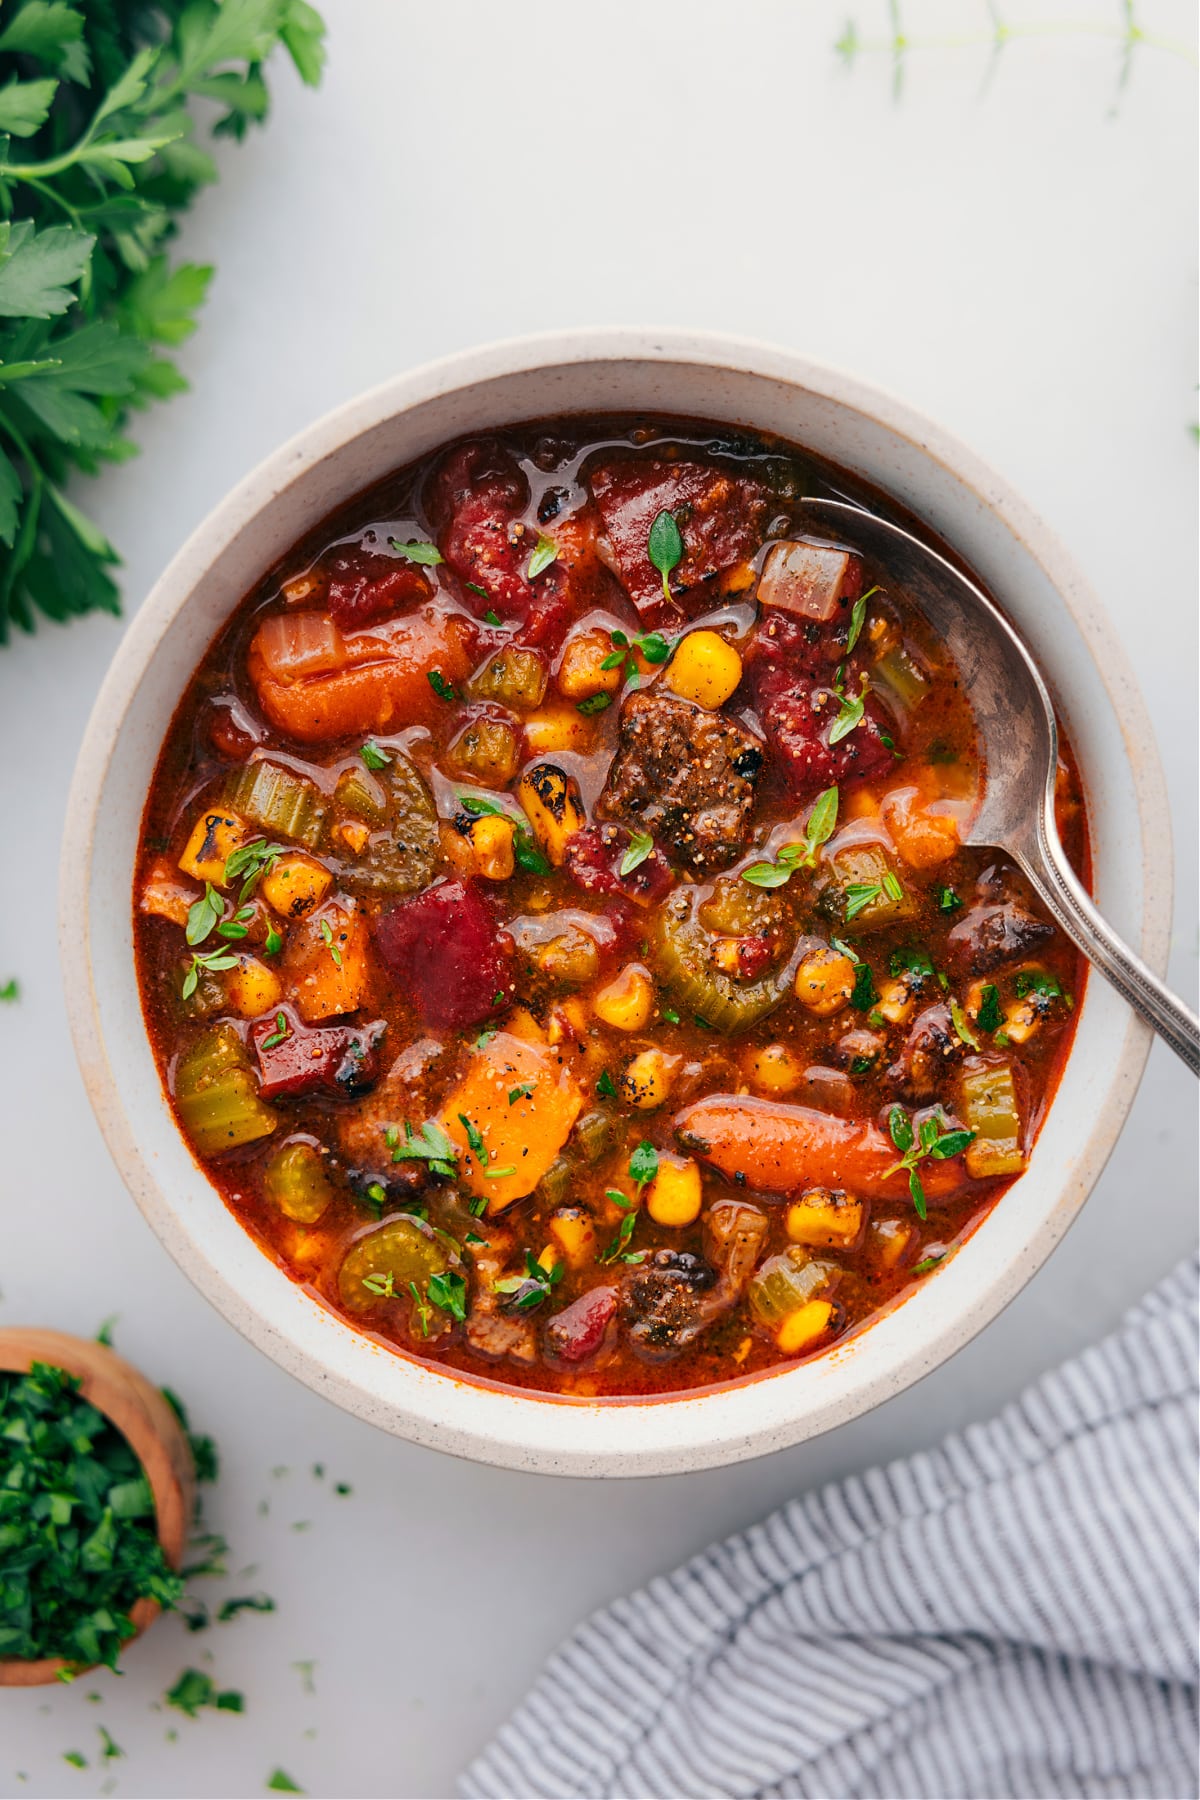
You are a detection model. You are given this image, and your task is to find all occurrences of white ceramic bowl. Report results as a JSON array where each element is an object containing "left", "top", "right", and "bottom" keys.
[{"left": 60, "top": 329, "right": 1171, "bottom": 1477}]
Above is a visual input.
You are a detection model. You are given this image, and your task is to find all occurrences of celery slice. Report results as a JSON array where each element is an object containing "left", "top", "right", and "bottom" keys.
[
  {"left": 228, "top": 761, "right": 328, "bottom": 850},
  {"left": 961, "top": 1061, "right": 1025, "bottom": 1178},
  {"left": 263, "top": 1141, "right": 333, "bottom": 1222},
  {"left": 174, "top": 1025, "right": 277, "bottom": 1158}
]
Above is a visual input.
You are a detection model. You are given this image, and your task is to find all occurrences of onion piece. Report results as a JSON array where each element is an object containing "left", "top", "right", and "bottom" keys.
[
  {"left": 255, "top": 611, "right": 347, "bottom": 682},
  {"left": 757, "top": 539, "right": 861, "bottom": 623}
]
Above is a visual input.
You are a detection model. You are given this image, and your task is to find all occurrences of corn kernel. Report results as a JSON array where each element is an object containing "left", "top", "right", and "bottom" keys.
[
  {"left": 557, "top": 629, "right": 623, "bottom": 701},
  {"left": 646, "top": 1155, "right": 703, "bottom": 1228},
  {"left": 620, "top": 1048, "right": 677, "bottom": 1111},
  {"left": 523, "top": 706, "right": 598, "bottom": 756},
  {"left": 281, "top": 572, "right": 323, "bottom": 605},
  {"left": 537, "top": 931, "right": 600, "bottom": 986},
  {"left": 776, "top": 1299, "right": 836, "bottom": 1356},
  {"left": 178, "top": 809, "right": 247, "bottom": 886},
  {"left": 547, "top": 997, "right": 590, "bottom": 1043},
  {"left": 505, "top": 1006, "right": 549, "bottom": 1044},
  {"left": 663, "top": 630, "right": 743, "bottom": 709},
  {"left": 593, "top": 964, "right": 654, "bottom": 1031},
  {"left": 785, "top": 1188, "right": 863, "bottom": 1249},
  {"left": 548, "top": 1208, "right": 596, "bottom": 1267},
  {"left": 461, "top": 813, "right": 516, "bottom": 881},
  {"left": 744, "top": 1042, "right": 803, "bottom": 1096},
  {"left": 224, "top": 956, "right": 284, "bottom": 1018},
  {"left": 877, "top": 976, "right": 915, "bottom": 1026},
  {"left": 795, "top": 948, "right": 855, "bottom": 1016},
  {"left": 518, "top": 762, "right": 587, "bottom": 866},
  {"left": 261, "top": 853, "right": 333, "bottom": 920},
  {"left": 719, "top": 559, "right": 756, "bottom": 595}
]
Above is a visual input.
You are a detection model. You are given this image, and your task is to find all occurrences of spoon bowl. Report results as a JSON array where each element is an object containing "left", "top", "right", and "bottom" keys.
[{"left": 801, "top": 497, "right": 1199, "bottom": 1074}]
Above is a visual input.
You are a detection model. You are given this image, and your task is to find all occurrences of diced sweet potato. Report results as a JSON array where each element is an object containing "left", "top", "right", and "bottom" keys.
[
  {"left": 437, "top": 1032, "right": 583, "bottom": 1211},
  {"left": 283, "top": 903, "right": 373, "bottom": 1021}
]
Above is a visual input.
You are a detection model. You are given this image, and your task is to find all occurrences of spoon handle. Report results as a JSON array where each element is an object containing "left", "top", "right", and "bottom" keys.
[{"left": 1017, "top": 815, "right": 1199, "bottom": 1076}]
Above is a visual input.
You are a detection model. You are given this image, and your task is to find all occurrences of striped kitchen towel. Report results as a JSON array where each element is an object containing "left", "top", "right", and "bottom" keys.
[{"left": 462, "top": 1258, "right": 1199, "bottom": 1800}]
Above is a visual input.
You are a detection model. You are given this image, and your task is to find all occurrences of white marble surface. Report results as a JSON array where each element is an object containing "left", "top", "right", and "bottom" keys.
[{"left": 2, "top": 3, "right": 1196, "bottom": 1796}]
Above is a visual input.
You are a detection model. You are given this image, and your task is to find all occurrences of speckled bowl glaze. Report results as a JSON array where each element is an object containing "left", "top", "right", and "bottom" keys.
[{"left": 59, "top": 330, "right": 1171, "bottom": 1476}]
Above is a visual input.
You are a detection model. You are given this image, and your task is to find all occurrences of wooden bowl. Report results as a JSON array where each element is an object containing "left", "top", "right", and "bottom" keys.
[{"left": 0, "top": 1327, "right": 195, "bottom": 1687}]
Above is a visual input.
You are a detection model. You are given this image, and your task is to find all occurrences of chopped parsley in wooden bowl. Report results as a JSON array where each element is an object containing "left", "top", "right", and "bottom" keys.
[{"left": 0, "top": 1328, "right": 194, "bottom": 1685}]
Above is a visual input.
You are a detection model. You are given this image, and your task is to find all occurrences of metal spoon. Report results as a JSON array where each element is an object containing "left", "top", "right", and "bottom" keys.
[{"left": 799, "top": 497, "right": 1199, "bottom": 1074}]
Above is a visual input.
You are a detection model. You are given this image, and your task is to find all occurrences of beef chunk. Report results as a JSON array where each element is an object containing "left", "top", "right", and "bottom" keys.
[
  {"left": 946, "top": 902, "right": 1055, "bottom": 977},
  {"left": 886, "top": 1003, "right": 961, "bottom": 1101},
  {"left": 621, "top": 1250, "right": 718, "bottom": 1360},
  {"left": 597, "top": 691, "right": 763, "bottom": 873},
  {"left": 465, "top": 1248, "right": 537, "bottom": 1366},
  {"left": 332, "top": 1036, "right": 450, "bottom": 1168},
  {"left": 588, "top": 456, "right": 771, "bottom": 626}
]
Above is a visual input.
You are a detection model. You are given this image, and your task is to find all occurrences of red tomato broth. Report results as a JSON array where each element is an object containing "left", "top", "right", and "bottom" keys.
[{"left": 134, "top": 415, "right": 1088, "bottom": 1401}]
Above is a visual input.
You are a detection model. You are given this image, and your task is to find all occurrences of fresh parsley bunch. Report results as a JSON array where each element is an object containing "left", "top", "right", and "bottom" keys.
[{"left": 0, "top": 0, "right": 325, "bottom": 643}]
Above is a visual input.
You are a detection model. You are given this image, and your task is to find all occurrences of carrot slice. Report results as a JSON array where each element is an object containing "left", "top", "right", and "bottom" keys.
[
  {"left": 247, "top": 607, "right": 473, "bottom": 743},
  {"left": 674, "top": 1095, "right": 968, "bottom": 1202}
]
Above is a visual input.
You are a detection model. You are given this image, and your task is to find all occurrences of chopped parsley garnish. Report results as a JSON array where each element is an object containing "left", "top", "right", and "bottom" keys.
[
  {"left": 596, "top": 1069, "right": 617, "bottom": 1099},
  {"left": 1015, "top": 969, "right": 1064, "bottom": 1005},
  {"left": 976, "top": 984, "right": 1004, "bottom": 1033},
  {"left": 428, "top": 1270, "right": 468, "bottom": 1323},
  {"left": 885, "top": 1107, "right": 976, "bottom": 1220},
  {"left": 493, "top": 1251, "right": 563, "bottom": 1311},
  {"left": 743, "top": 786, "right": 838, "bottom": 887},
  {"left": 646, "top": 509, "right": 684, "bottom": 604},
  {"left": 890, "top": 945, "right": 936, "bottom": 989},
  {"left": 427, "top": 669, "right": 456, "bottom": 701},
  {"left": 526, "top": 534, "right": 558, "bottom": 580},
  {"left": 937, "top": 886, "right": 963, "bottom": 912},
  {"left": 216, "top": 1593, "right": 275, "bottom": 1622},
  {"left": 850, "top": 961, "right": 878, "bottom": 1011},
  {"left": 483, "top": 1165, "right": 517, "bottom": 1180},
  {"left": 882, "top": 871, "right": 904, "bottom": 902},
  {"left": 912, "top": 1253, "right": 945, "bottom": 1276},
  {"left": 482, "top": 605, "right": 502, "bottom": 622},
  {"left": 508, "top": 1082, "right": 535, "bottom": 1104},
  {"left": 264, "top": 926, "right": 283, "bottom": 957},
  {"left": 577, "top": 691, "right": 612, "bottom": 715},
  {"left": 267, "top": 1772, "right": 306, "bottom": 1795},
  {"left": 319, "top": 917, "right": 343, "bottom": 968},
  {"left": 359, "top": 739, "right": 392, "bottom": 771},
  {"left": 661, "top": 1008, "right": 680, "bottom": 1024},
  {"left": 458, "top": 1114, "right": 487, "bottom": 1160},
  {"left": 165, "top": 1668, "right": 244, "bottom": 1717},
  {"left": 620, "top": 831, "right": 655, "bottom": 876},
  {"left": 0, "top": 978, "right": 18, "bottom": 1002},
  {"left": 385, "top": 1120, "right": 458, "bottom": 1179},
  {"left": 388, "top": 537, "right": 443, "bottom": 565},
  {"left": 0, "top": 1362, "right": 187, "bottom": 1669}
]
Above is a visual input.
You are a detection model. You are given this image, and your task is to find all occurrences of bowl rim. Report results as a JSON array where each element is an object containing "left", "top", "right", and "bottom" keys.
[{"left": 58, "top": 326, "right": 1172, "bottom": 1476}]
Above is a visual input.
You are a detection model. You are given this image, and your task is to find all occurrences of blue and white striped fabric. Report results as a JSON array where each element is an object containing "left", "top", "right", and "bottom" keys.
[{"left": 462, "top": 1260, "right": 1199, "bottom": 1800}]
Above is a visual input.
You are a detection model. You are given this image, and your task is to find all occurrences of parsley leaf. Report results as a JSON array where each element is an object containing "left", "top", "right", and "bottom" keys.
[
  {"left": 359, "top": 739, "right": 392, "bottom": 771},
  {"left": 827, "top": 668, "right": 870, "bottom": 745},
  {"left": 427, "top": 669, "right": 456, "bottom": 701},
  {"left": 844, "top": 585, "right": 880, "bottom": 655},
  {"left": 629, "top": 1140, "right": 659, "bottom": 1188},
  {"left": 526, "top": 534, "right": 557, "bottom": 579},
  {"left": 885, "top": 1106, "right": 975, "bottom": 1219},
  {"left": 385, "top": 1120, "right": 458, "bottom": 1180},
  {"left": 388, "top": 538, "right": 442, "bottom": 565},
  {"left": 742, "top": 786, "right": 839, "bottom": 888},
  {"left": 977, "top": 984, "right": 1004, "bottom": 1033}
]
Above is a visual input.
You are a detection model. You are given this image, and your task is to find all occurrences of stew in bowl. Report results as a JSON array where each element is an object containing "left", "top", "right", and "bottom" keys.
[{"left": 133, "top": 414, "right": 1087, "bottom": 1400}]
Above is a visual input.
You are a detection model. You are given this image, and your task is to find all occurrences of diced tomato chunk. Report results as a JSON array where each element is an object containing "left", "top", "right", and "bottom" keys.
[
  {"left": 374, "top": 878, "right": 515, "bottom": 1030},
  {"left": 545, "top": 1285, "right": 618, "bottom": 1364},
  {"left": 760, "top": 677, "right": 896, "bottom": 801},
  {"left": 587, "top": 456, "right": 772, "bottom": 624},
  {"left": 564, "top": 824, "right": 674, "bottom": 905},
  {"left": 324, "top": 543, "right": 433, "bottom": 628},
  {"left": 251, "top": 1008, "right": 386, "bottom": 1100}
]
